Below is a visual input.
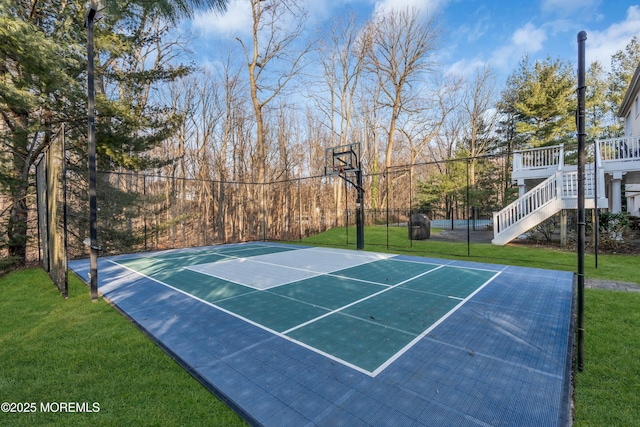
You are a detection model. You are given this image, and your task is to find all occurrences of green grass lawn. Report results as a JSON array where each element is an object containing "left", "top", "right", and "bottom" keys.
[
  {"left": 0, "top": 268, "right": 246, "bottom": 426},
  {"left": 1, "top": 226, "right": 638, "bottom": 426},
  {"left": 573, "top": 290, "right": 640, "bottom": 426},
  {"left": 300, "top": 225, "right": 640, "bottom": 284}
]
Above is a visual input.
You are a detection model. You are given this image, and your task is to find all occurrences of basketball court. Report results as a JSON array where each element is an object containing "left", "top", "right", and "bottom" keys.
[{"left": 69, "top": 242, "right": 574, "bottom": 426}]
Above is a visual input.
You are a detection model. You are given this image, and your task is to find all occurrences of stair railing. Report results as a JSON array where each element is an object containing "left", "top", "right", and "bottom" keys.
[{"left": 493, "top": 172, "right": 560, "bottom": 236}]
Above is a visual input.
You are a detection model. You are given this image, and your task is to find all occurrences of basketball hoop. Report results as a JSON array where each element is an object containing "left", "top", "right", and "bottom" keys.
[
  {"left": 330, "top": 165, "right": 345, "bottom": 175},
  {"left": 325, "top": 142, "right": 360, "bottom": 177},
  {"left": 323, "top": 142, "right": 364, "bottom": 250}
]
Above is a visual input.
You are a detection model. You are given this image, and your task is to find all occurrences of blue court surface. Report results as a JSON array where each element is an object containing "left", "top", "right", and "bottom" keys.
[{"left": 69, "top": 242, "right": 574, "bottom": 426}]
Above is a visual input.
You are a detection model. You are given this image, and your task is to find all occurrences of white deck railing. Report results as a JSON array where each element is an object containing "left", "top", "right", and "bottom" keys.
[
  {"left": 513, "top": 144, "right": 564, "bottom": 172},
  {"left": 493, "top": 172, "right": 559, "bottom": 237},
  {"left": 493, "top": 167, "right": 606, "bottom": 244},
  {"left": 493, "top": 138, "right": 640, "bottom": 245},
  {"left": 598, "top": 135, "right": 640, "bottom": 162},
  {"left": 513, "top": 137, "right": 640, "bottom": 175},
  {"left": 560, "top": 167, "right": 599, "bottom": 198}
]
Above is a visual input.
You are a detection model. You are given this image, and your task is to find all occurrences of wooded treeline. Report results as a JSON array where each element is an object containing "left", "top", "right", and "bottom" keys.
[{"left": 1, "top": 0, "right": 639, "bottom": 266}]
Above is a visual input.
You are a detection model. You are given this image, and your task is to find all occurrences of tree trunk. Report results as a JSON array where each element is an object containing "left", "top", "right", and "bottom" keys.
[
  {"left": 8, "top": 184, "right": 29, "bottom": 263},
  {"left": 7, "top": 114, "right": 33, "bottom": 265}
]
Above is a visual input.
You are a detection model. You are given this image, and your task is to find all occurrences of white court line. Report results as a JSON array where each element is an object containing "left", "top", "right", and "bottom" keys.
[
  {"left": 371, "top": 270, "right": 503, "bottom": 376},
  {"left": 180, "top": 246, "right": 455, "bottom": 291},
  {"left": 112, "top": 242, "right": 264, "bottom": 261},
  {"left": 280, "top": 265, "right": 447, "bottom": 335},
  {"left": 390, "top": 256, "right": 504, "bottom": 273},
  {"left": 105, "top": 258, "right": 375, "bottom": 376},
  {"left": 124, "top": 242, "right": 288, "bottom": 264},
  {"left": 184, "top": 246, "right": 394, "bottom": 290},
  {"left": 248, "top": 246, "right": 392, "bottom": 270},
  {"left": 106, "top": 259, "right": 260, "bottom": 301},
  {"left": 323, "top": 271, "right": 396, "bottom": 287},
  {"left": 107, "top": 252, "right": 506, "bottom": 377}
]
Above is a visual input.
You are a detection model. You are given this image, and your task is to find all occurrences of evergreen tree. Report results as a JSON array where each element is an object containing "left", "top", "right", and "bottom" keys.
[
  {"left": 416, "top": 148, "right": 469, "bottom": 220},
  {"left": 510, "top": 56, "right": 576, "bottom": 148},
  {"left": 495, "top": 57, "right": 533, "bottom": 206},
  {"left": 0, "top": 0, "right": 85, "bottom": 264},
  {"left": 585, "top": 61, "right": 609, "bottom": 140},
  {"left": 496, "top": 57, "right": 531, "bottom": 154},
  {"left": 0, "top": 0, "right": 227, "bottom": 266},
  {"left": 607, "top": 35, "right": 640, "bottom": 135}
]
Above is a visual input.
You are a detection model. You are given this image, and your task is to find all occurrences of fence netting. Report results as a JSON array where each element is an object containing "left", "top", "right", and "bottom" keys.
[
  {"left": 25, "top": 147, "right": 599, "bottom": 271},
  {"left": 54, "top": 152, "right": 520, "bottom": 259}
]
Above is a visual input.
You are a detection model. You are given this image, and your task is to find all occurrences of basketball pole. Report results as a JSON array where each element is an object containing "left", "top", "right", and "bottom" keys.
[
  {"left": 337, "top": 166, "right": 364, "bottom": 250},
  {"left": 577, "top": 31, "right": 587, "bottom": 372},
  {"left": 356, "top": 168, "right": 364, "bottom": 250},
  {"left": 326, "top": 144, "right": 364, "bottom": 250}
]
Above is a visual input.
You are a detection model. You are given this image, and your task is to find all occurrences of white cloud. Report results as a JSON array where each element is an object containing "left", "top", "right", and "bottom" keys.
[
  {"left": 192, "top": 0, "right": 361, "bottom": 36},
  {"left": 512, "top": 22, "right": 548, "bottom": 52},
  {"left": 487, "top": 22, "right": 547, "bottom": 71},
  {"left": 541, "top": 0, "right": 600, "bottom": 15},
  {"left": 372, "top": 0, "right": 450, "bottom": 16},
  {"left": 192, "top": 0, "right": 252, "bottom": 36},
  {"left": 191, "top": 0, "right": 348, "bottom": 38},
  {"left": 446, "top": 58, "right": 489, "bottom": 78},
  {"left": 584, "top": 5, "right": 640, "bottom": 69},
  {"left": 300, "top": 0, "right": 349, "bottom": 22}
]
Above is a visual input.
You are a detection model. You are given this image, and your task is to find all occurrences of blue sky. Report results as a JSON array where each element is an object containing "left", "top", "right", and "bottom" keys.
[{"left": 187, "top": 0, "right": 639, "bottom": 86}]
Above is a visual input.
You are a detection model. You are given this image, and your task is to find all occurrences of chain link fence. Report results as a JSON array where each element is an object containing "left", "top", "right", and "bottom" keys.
[{"left": 10, "top": 149, "right": 547, "bottom": 264}]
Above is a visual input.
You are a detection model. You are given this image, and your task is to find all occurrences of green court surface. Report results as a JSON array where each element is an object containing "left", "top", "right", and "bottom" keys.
[
  {"left": 69, "top": 242, "right": 574, "bottom": 426},
  {"left": 114, "top": 244, "right": 498, "bottom": 374}
]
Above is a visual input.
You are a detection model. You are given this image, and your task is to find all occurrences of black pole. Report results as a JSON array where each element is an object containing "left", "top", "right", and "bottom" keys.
[
  {"left": 85, "top": 5, "right": 99, "bottom": 301},
  {"left": 409, "top": 166, "right": 413, "bottom": 249},
  {"left": 297, "top": 177, "right": 302, "bottom": 242},
  {"left": 466, "top": 158, "right": 470, "bottom": 257},
  {"left": 386, "top": 169, "right": 390, "bottom": 250},
  {"left": 261, "top": 182, "right": 267, "bottom": 241},
  {"left": 577, "top": 31, "right": 587, "bottom": 371},
  {"left": 345, "top": 177, "right": 349, "bottom": 247},
  {"left": 594, "top": 142, "right": 599, "bottom": 268},
  {"left": 62, "top": 124, "right": 68, "bottom": 298},
  {"left": 143, "top": 175, "right": 148, "bottom": 251},
  {"left": 356, "top": 169, "right": 364, "bottom": 250}
]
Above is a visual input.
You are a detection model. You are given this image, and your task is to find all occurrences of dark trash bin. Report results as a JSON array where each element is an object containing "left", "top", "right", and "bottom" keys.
[{"left": 409, "top": 214, "right": 430, "bottom": 240}]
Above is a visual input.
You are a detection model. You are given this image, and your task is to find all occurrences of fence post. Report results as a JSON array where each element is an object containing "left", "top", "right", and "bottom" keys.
[{"left": 576, "top": 30, "right": 587, "bottom": 372}]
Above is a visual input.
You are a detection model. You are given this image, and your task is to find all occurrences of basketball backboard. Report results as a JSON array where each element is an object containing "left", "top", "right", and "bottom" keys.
[{"left": 324, "top": 142, "right": 361, "bottom": 176}]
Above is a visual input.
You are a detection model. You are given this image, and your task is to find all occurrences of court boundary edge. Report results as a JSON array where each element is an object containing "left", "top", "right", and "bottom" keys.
[
  {"left": 69, "top": 268, "right": 261, "bottom": 427},
  {"left": 561, "top": 273, "right": 577, "bottom": 426}
]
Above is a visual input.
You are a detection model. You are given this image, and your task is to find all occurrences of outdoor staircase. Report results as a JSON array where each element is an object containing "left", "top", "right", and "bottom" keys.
[
  {"left": 492, "top": 167, "right": 606, "bottom": 245},
  {"left": 492, "top": 144, "right": 610, "bottom": 245}
]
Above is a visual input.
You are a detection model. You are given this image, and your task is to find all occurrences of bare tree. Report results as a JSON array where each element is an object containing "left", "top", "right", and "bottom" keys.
[
  {"left": 236, "top": 0, "right": 312, "bottom": 239},
  {"left": 364, "top": 7, "right": 440, "bottom": 171},
  {"left": 316, "top": 14, "right": 369, "bottom": 148},
  {"left": 399, "top": 72, "right": 462, "bottom": 165},
  {"left": 314, "top": 14, "right": 369, "bottom": 219},
  {"left": 214, "top": 50, "right": 246, "bottom": 242},
  {"left": 462, "top": 65, "right": 498, "bottom": 186}
]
